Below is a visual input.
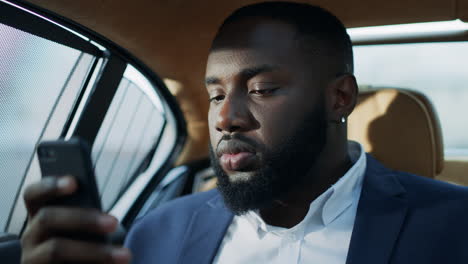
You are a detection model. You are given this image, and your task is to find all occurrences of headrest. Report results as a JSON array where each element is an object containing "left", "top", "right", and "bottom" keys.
[{"left": 348, "top": 88, "right": 444, "bottom": 178}]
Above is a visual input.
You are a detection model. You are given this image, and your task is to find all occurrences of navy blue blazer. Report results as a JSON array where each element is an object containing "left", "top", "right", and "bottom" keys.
[{"left": 125, "top": 155, "right": 468, "bottom": 263}]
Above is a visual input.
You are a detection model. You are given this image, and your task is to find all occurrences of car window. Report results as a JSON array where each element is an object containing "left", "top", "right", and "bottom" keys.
[
  {"left": 92, "top": 65, "right": 166, "bottom": 210},
  {"left": 0, "top": 18, "right": 97, "bottom": 231},
  {"left": 354, "top": 42, "right": 468, "bottom": 157},
  {"left": 0, "top": 0, "right": 183, "bottom": 235}
]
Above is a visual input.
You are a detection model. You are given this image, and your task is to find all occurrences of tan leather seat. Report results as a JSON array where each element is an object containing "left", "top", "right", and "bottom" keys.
[{"left": 348, "top": 88, "right": 444, "bottom": 178}]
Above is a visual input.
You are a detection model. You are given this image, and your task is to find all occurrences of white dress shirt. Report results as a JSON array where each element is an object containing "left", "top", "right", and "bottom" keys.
[{"left": 213, "top": 141, "right": 366, "bottom": 264}]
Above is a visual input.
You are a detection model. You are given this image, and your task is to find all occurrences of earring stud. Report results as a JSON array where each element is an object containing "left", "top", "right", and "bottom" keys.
[{"left": 341, "top": 117, "right": 346, "bottom": 123}]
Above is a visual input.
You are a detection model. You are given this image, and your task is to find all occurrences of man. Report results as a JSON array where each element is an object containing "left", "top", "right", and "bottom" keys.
[{"left": 21, "top": 2, "right": 468, "bottom": 264}]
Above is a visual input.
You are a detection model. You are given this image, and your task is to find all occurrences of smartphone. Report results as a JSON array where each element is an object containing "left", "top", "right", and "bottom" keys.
[
  {"left": 37, "top": 138, "right": 107, "bottom": 242},
  {"left": 37, "top": 138, "right": 102, "bottom": 210}
]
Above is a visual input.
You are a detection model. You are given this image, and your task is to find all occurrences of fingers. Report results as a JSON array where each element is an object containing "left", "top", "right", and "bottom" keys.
[
  {"left": 22, "top": 207, "right": 117, "bottom": 248},
  {"left": 20, "top": 177, "right": 129, "bottom": 264},
  {"left": 23, "top": 176, "right": 77, "bottom": 217},
  {"left": 22, "top": 238, "right": 131, "bottom": 264}
]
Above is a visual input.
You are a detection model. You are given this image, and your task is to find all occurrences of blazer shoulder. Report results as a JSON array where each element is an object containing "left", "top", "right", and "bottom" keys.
[
  {"left": 393, "top": 170, "right": 468, "bottom": 204},
  {"left": 132, "top": 189, "right": 221, "bottom": 229},
  {"left": 124, "top": 189, "right": 223, "bottom": 262}
]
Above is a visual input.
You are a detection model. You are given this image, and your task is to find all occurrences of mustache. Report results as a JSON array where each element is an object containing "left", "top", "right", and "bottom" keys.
[{"left": 215, "top": 134, "right": 262, "bottom": 157}]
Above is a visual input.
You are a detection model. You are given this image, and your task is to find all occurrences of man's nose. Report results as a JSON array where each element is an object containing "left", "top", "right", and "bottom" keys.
[{"left": 215, "top": 96, "right": 256, "bottom": 133}]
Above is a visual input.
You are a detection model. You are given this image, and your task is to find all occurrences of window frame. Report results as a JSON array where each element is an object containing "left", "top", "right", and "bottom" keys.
[{"left": 0, "top": 1, "right": 101, "bottom": 56}]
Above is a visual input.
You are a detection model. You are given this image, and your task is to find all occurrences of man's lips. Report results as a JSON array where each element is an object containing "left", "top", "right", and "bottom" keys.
[
  {"left": 220, "top": 152, "right": 257, "bottom": 171},
  {"left": 216, "top": 136, "right": 260, "bottom": 171}
]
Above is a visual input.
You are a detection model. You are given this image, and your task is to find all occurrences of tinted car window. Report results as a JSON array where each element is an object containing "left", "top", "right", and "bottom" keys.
[
  {"left": 0, "top": 22, "right": 96, "bottom": 230},
  {"left": 0, "top": 0, "right": 182, "bottom": 236},
  {"left": 92, "top": 65, "right": 166, "bottom": 210}
]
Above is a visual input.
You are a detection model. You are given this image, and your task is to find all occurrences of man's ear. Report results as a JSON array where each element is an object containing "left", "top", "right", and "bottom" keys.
[{"left": 325, "top": 74, "right": 358, "bottom": 123}]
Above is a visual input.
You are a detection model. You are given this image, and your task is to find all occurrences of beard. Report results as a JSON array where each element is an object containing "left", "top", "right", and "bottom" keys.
[{"left": 210, "top": 101, "right": 327, "bottom": 215}]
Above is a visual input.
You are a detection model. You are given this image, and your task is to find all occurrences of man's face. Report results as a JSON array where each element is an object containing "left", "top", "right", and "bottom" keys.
[{"left": 205, "top": 19, "right": 329, "bottom": 214}]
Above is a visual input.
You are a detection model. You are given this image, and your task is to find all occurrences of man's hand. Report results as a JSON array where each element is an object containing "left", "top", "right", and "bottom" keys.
[{"left": 21, "top": 176, "right": 131, "bottom": 264}]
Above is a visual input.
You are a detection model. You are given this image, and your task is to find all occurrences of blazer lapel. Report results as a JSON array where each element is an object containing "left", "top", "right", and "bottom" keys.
[
  {"left": 177, "top": 194, "right": 233, "bottom": 264},
  {"left": 346, "top": 155, "right": 408, "bottom": 264}
]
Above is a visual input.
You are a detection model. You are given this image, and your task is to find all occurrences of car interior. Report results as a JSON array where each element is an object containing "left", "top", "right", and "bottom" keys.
[{"left": 1, "top": 0, "right": 468, "bottom": 263}]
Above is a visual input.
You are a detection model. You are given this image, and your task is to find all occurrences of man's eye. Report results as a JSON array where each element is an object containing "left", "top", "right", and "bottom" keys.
[
  {"left": 249, "top": 88, "right": 279, "bottom": 96},
  {"left": 209, "top": 95, "right": 225, "bottom": 103}
]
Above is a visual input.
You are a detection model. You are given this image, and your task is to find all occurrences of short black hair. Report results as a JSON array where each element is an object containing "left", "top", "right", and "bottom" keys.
[{"left": 213, "top": 1, "right": 353, "bottom": 73}]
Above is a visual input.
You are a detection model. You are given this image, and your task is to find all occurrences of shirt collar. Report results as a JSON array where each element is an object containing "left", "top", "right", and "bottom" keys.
[
  {"left": 322, "top": 141, "right": 366, "bottom": 225},
  {"left": 240, "top": 141, "right": 366, "bottom": 237}
]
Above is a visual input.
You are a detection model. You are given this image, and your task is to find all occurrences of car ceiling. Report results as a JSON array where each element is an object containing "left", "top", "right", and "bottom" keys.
[{"left": 27, "top": 0, "right": 468, "bottom": 164}]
